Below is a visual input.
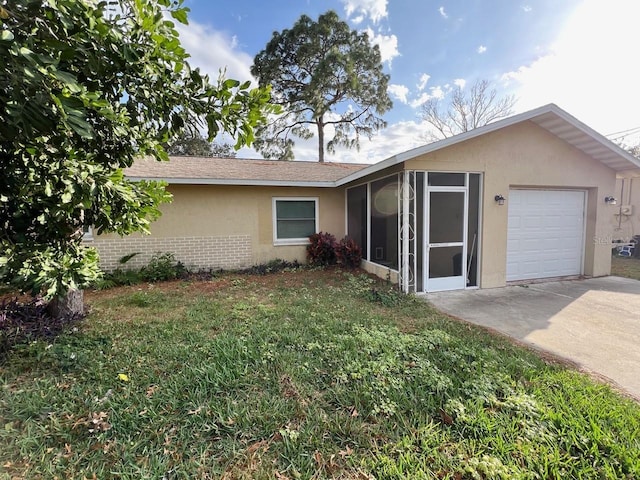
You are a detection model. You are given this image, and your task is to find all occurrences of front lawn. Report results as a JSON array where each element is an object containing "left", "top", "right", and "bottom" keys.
[{"left": 1, "top": 269, "right": 639, "bottom": 479}]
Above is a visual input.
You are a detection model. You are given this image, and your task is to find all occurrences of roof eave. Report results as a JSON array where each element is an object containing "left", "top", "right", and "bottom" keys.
[
  {"left": 533, "top": 104, "right": 640, "bottom": 171},
  {"left": 336, "top": 103, "right": 640, "bottom": 186},
  {"left": 126, "top": 177, "right": 338, "bottom": 188}
]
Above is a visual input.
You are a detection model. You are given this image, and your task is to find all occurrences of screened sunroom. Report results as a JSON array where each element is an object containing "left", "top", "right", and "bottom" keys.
[{"left": 346, "top": 171, "right": 482, "bottom": 293}]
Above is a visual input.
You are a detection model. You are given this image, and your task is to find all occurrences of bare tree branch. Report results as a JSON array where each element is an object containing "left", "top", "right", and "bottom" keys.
[{"left": 420, "top": 79, "right": 516, "bottom": 142}]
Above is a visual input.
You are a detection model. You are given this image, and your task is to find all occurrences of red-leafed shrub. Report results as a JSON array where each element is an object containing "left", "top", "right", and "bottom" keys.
[
  {"left": 336, "top": 236, "right": 363, "bottom": 269},
  {"left": 307, "top": 232, "right": 337, "bottom": 266}
]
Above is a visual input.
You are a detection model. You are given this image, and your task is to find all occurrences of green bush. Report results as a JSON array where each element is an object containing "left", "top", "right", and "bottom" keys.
[
  {"left": 345, "top": 272, "right": 404, "bottom": 307},
  {"left": 140, "top": 252, "right": 186, "bottom": 282},
  {"left": 92, "top": 252, "right": 186, "bottom": 289}
]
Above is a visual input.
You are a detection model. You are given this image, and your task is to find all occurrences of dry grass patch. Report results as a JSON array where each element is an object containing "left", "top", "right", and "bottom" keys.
[{"left": 611, "top": 255, "right": 640, "bottom": 280}]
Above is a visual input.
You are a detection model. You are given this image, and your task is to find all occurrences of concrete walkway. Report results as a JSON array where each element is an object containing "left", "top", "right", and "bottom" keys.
[{"left": 426, "top": 276, "right": 640, "bottom": 400}]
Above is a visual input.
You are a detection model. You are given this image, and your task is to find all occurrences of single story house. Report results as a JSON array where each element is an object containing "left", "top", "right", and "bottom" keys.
[{"left": 88, "top": 103, "right": 640, "bottom": 293}]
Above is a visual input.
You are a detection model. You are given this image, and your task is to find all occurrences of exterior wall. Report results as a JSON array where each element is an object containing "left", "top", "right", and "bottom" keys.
[
  {"left": 613, "top": 173, "right": 640, "bottom": 243},
  {"left": 361, "top": 260, "right": 399, "bottom": 283},
  {"left": 89, "top": 184, "right": 346, "bottom": 271},
  {"left": 403, "top": 120, "right": 617, "bottom": 288},
  {"left": 89, "top": 234, "right": 252, "bottom": 272}
]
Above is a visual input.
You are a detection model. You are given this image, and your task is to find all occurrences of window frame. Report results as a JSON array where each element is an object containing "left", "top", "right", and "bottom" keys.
[
  {"left": 82, "top": 225, "right": 94, "bottom": 241},
  {"left": 272, "top": 197, "right": 319, "bottom": 246}
]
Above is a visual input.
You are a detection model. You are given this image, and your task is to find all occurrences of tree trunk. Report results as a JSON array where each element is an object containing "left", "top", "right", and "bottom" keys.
[
  {"left": 317, "top": 118, "right": 324, "bottom": 163},
  {"left": 47, "top": 289, "right": 84, "bottom": 319}
]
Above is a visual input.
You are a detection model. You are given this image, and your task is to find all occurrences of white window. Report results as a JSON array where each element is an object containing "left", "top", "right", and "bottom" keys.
[
  {"left": 82, "top": 225, "right": 93, "bottom": 241},
  {"left": 272, "top": 197, "right": 319, "bottom": 245}
]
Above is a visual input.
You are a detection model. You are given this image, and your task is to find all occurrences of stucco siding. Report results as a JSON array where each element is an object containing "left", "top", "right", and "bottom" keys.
[
  {"left": 613, "top": 174, "right": 640, "bottom": 243},
  {"left": 403, "top": 121, "right": 616, "bottom": 288},
  {"left": 92, "top": 184, "right": 346, "bottom": 271}
]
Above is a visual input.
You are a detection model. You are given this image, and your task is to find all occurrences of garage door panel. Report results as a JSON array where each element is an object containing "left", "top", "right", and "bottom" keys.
[{"left": 507, "top": 190, "right": 585, "bottom": 281}]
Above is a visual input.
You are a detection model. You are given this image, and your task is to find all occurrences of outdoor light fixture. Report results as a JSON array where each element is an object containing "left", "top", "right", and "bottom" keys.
[
  {"left": 604, "top": 196, "right": 618, "bottom": 205},
  {"left": 494, "top": 194, "right": 505, "bottom": 206}
]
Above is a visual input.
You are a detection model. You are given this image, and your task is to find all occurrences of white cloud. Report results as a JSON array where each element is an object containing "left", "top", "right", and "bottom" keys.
[
  {"left": 235, "top": 119, "right": 430, "bottom": 164},
  {"left": 329, "top": 120, "right": 429, "bottom": 163},
  {"left": 175, "top": 20, "right": 255, "bottom": 85},
  {"left": 342, "top": 0, "right": 388, "bottom": 24},
  {"left": 504, "top": 0, "right": 640, "bottom": 138},
  {"left": 522, "top": 5, "right": 532, "bottom": 13},
  {"left": 477, "top": 45, "right": 487, "bottom": 54},
  {"left": 438, "top": 6, "right": 448, "bottom": 19},
  {"left": 351, "top": 14, "right": 365, "bottom": 25},
  {"left": 453, "top": 78, "right": 466, "bottom": 89},
  {"left": 410, "top": 92, "right": 431, "bottom": 109},
  {"left": 417, "top": 73, "right": 430, "bottom": 91},
  {"left": 388, "top": 84, "right": 410, "bottom": 104},
  {"left": 430, "top": 85, "right": 445, "bottom": 99},
  {"left": 365, "top": 28, "right": 400, "bottom": 66}
]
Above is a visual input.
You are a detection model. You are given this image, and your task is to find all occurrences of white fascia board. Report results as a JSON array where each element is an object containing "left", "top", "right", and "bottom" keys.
[
  {"left": 336, "top": 103, "right": 640, "bottom": 185},
  {"left": 542, "top": 104, "right": 640, "bottom": 170},
  {"left": 335, "top": 105, "right": 561, "bottom": 187},
  {"left": 126, "top": 177, "right": 336, "bottom": 188}
]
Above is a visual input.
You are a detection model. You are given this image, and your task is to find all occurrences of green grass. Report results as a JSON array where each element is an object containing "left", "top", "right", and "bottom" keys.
[
  {"left": 1, "top": 270, "right": 639, "bottom": 479},
  {"left": 611, "top": 255, "right": 640, "bottom": 280}
]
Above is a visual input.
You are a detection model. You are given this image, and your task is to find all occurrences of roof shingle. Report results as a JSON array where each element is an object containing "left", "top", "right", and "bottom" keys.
[{"left": 125, "top": 156, "right": 367, "bottom": 185}]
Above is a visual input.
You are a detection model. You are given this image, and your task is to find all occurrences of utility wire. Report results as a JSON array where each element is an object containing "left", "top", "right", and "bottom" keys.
[{"left": 606, "top": 126, "right": 640, "bottom": 140}]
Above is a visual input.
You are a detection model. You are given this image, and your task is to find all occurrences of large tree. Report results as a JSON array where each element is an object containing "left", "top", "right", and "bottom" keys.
[
  {"left": 251, "top": 10, "right": 392, "bottom": 162},
  {"left": 420, "top": 79, "right": 516, "bottom": 142},
  {"left": 0, "top": 0, "right": 270, "bottom": 314},
  {"left": 166, "top": 132, "right": 237, "bottom": 157}
]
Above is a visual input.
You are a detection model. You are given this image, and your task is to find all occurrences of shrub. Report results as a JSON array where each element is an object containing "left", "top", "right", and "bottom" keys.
[
  {"left": 93, "top": 268, "right": 142, "bottom": 290},
  {"left": 307, "top": 232, "right": 337, "bottom": 266},
  {"left": 244, "top": 259, "right": 302, "bottom": 275},
  {"left": 141, "top": 252, "right": 186, "bottom": 282},
  {"left": 335, "top": 236, "right": 362, "bottom": 269},
  {"left": 345, "top": 272, "right": 404, "bottom": 307}
]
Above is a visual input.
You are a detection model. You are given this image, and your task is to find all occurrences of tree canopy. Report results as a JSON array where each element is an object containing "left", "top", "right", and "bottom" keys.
[
  {"left": 251, "top": 10, "right": 392, "bottom": 162},
  {"left": 166, "top": 132, "right": 237, "bottom": 157},
  {"left": 0, "top": 0, "right": 271, "bottom": 300},
  {"left": 420, "top": 79, "right": 516, "bottom": 142}
]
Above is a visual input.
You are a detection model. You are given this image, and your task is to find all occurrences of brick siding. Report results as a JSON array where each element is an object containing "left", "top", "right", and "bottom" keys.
[{"left": 88, "top": 235, "right": 252, "bottom": 272}]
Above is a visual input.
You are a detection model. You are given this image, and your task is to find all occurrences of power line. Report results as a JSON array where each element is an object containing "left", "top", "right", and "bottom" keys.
[{"left": 606, "top": 126, "right": 640, "bottom": 140}]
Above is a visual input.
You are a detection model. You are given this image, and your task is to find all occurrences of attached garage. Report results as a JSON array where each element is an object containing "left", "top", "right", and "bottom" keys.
[{"left": 506, "top": 189, "right": 586, "bottom": 281}]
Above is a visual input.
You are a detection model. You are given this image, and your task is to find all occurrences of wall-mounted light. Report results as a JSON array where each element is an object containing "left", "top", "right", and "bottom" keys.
[
  {"left": 604, "top": 196, "right": 618, "bottom": 205},
  {"left": 494, "top": 194, "right": 505, "bottom": 206}
]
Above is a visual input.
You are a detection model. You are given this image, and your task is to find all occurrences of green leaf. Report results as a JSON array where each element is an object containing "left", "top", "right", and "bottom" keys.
[
  {"left": 66, "top": 114, "right": 94, "bottom": 139},
  {"left": 0, "top": 0, "right": 270, "bottom": 299},
  {"left": 170, "top": 7, "right": 190, "bottom": 25}
]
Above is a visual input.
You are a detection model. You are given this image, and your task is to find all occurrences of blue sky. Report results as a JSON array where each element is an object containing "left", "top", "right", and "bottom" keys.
[{"left": 176, "top": 0, "right": 640, "bottom": 162}]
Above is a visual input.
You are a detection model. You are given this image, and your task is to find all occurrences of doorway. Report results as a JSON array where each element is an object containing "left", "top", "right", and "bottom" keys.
[
  {"left": 427, "top": 189, "right": 467, "bottom": 291},
  {"left": 425, "top": 172, "right": 481, "bottom": 292},
  {"left": 397, "top": 172, "right": 481, "bottom": 293}
]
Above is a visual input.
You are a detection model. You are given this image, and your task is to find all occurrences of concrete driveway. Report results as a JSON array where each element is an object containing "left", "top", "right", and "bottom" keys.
[{"left": 426, "top": 276, "right": 640, "bottom": 400}]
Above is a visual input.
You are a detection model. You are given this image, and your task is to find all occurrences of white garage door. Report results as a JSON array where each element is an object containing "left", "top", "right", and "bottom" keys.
[{"left": 507, "top": 189, "right": 585, "bottom": 281}]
